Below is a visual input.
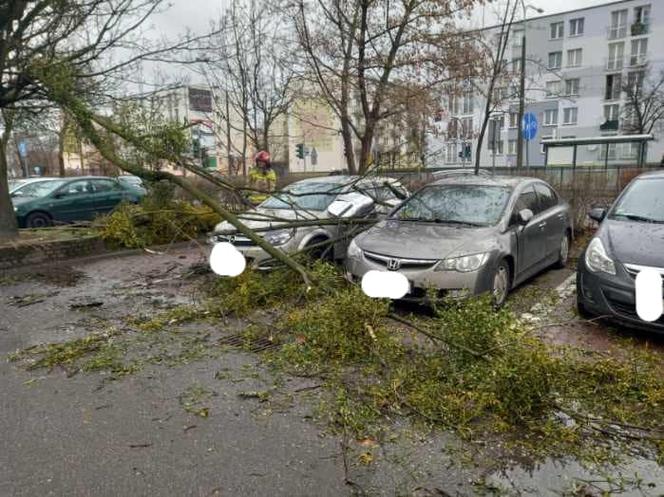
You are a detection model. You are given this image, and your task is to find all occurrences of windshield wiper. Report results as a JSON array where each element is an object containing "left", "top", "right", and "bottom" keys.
[
  {"left": 432, "top": 219, "right": 484, "bottom": 227},
  {"left": 613, "top": 213, "right": 664, "bottom": 224}
]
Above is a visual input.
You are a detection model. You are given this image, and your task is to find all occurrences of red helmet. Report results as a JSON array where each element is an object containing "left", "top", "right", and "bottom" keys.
[{"left": 254, "top": 150, "right": 271, "bottom": 164}]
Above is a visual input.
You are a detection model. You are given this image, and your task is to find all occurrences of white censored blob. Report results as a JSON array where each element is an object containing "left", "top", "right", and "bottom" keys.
[
  {"left": 209, "top": 242, "right": 246, "bottom": 277},
  {"left": 635, "top": 268, "right": 664, "bottom": 322},
  {"left": 361, "top": 270, "right": 409, "bottom": 299}
]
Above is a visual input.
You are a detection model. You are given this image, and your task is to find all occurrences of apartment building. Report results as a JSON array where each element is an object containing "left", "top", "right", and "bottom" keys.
[{"left": 427, "top": 0, "right": 664, "bottom": 168}]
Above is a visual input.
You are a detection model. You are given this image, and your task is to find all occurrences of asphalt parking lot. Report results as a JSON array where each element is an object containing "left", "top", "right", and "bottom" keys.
[{"left": 1, "top": 243, "right": 663, "bottom": 497}]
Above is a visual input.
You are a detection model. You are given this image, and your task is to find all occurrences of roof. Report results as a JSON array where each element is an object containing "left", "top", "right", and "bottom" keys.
[
  {"left": 431, "top": 175, "right": 533, "bottom": 187},
  {"left": 542, "top": 135, "right": 654, "bottom": 147}
]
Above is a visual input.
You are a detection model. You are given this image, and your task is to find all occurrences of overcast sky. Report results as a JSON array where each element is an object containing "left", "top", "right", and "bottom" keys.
[{"left": 154, "top": 0, "right": 617, "bottom": 35}]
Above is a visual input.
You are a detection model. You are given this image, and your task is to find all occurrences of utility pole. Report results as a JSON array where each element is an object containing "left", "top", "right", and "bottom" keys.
[
  {"left": 516, "top": 2, "right": 544, "bottom": 169},
  {"left": 516, "top": 28, "right": 526, "bottom": 170}
]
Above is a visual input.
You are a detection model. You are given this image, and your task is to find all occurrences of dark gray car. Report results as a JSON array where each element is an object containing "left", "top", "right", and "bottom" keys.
[
  {"left": 577, "top": 170, "right": 664, "bottom": 332},
  {"left": 345, "top": 176, "right": 572, "bottom": 305}
]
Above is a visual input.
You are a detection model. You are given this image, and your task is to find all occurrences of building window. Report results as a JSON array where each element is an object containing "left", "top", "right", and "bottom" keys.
[
  {"left": 512, "top": 58, "right": 522, "bottom": 73},
  {"left": 550, "top": 22, "right": 564, "bottom": 40},
  {"left": 544, "top": 109, "right": 559, "bottom": 126},
  {"left": 609, "top": 9, "right": 628, "bottom": 39},
  {"left": 565, "top": 78, "right": 580, "bottom": 96},
  {"left": 448, "top": 94, "right": 460, "bottom": 114},
  {"left": 633, "top": 5, "right": 651, "bottom": 35},
  {"left": 607, "top": 42, "right": 624, "bottom": 70},
  {"left": 630, "top": 38, "right": 648, "bottom": 66},
  {"left": 512, "top": 30, "right": 524, "bottom": 47},
  {"left": 605, "top": 73, "right": 622, "bottom": 100},
  {"left": 569, "top": 18, "right": 584, "bottom": 36},
  {"left": 563, "top": 107, "right": 578, "bottom": 125},
  {"left": 627, "top": 71, "right": 645, "bottom": 94},
  {"left": 548, "top": 51, "right": 562, "bottom": 70},
  {"left": 462, "top": 91, "right": 474, "bottom": 114},
  {"left": 567, "top": 48, "right": 583, "bottom": 67},
  {"left": 488, "top": 139, "right": 504, "bottom": 155},
  {"left": 509, "top": 112, "right": 519, "bottom": 129},
  {"left": 604, "top": 104, "right": 620, "bottom": 121},
  {"left": 508, "top": 139, "right": 517, "bottom": 155},
  {"left": 545, "top": 80, "right": 561, "bottom": 98},
  {"left": 492, "top": 86, "right": 508, "bottom": 103},
  {"left": 460, "top": 117, "right": 473, "bottom": 139}
]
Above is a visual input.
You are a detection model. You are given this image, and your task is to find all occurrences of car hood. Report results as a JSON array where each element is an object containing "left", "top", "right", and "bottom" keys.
[
  {"left": 602, "top": 219, "right": 664, "bottom": 268},
  {"left": 213, "top": 207, "right": 326, "bottom": 233},
  {"left": 11, "top": 196, "right": 38, "bottom": 208},
  {"left": 355, "top": 220, "right": 499, "bottom": 260}
]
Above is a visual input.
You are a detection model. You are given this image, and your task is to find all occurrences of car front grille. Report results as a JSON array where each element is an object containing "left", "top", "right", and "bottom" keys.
[
  {"left": 605, "top": 295, "right": 664, "bottom": 326},
  {"left": 363, "top": 250, "right": 438, "bottom": 271},
  {"left": 211, "top": 234, "right": 256, "bottom": 246}
]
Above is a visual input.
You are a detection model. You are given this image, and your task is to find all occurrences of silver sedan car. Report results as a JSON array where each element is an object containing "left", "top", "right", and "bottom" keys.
[
  {"left": 209, "top": 175, "right": 408, "bottom": 268},
  {"left": 345, "top": 176, "right": 572, "bottom": 305}
]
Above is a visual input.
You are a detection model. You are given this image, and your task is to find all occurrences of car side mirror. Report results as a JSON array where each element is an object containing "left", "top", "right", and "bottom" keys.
[
  {"left": 589, "top": 207, "right": 607, "bottom": 223},
  {"left": 53, "top": 191, "right": 65, "bottom": 199},
  {"left": 327, "top": 192, "right": 374, "bottom": 218},
  {"left": 518, "top": 208, "right": 534, "bottom": 224}
]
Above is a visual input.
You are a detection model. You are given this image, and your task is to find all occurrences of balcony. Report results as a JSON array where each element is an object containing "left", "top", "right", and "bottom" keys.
[
  {"left": 600, "top": 120, "right": 619, "bottom": 131},
  {"left": 607, "top": 25, "right": 627, "bottom": 40},
  {"left": 629, "top": 54, "right": 647, "bottom": 67},
  {"left": 606, "top": 57, "right": 624, "bottom": 71},
  {"left": 631, "top": 21, "right": 650, "bottom": 36}
]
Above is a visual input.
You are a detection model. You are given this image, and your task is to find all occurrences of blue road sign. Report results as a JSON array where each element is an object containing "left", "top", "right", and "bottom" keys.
[
  {"left": 522, "top": 112, "right": 538, "bottom": 141},
  {"left": 18, "top": 141, "right": 27, "bottom": 158}
]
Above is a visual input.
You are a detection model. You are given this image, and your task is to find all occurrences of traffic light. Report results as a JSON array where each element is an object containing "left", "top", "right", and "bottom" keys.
[{"left": 295, "top": 143, "right": 304, "bottom": 159}]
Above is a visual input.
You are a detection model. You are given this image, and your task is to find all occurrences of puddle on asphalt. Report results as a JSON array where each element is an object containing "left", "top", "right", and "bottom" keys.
[{"left": 488, "top": 456, "right": 664, "bottom": 496}]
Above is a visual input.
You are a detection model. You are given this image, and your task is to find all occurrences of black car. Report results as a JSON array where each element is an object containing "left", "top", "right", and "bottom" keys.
[{"left": 577, "top": 170, "right": 664, "bottom": 332}]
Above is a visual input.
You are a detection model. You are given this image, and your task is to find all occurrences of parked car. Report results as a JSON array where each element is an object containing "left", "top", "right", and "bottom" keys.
[
  {"left": 13, "top": 176, "right": 144, "bottom": 228},
  {"left": 345, "top": 176, "right": 572, "bottom": 306},
  {"left": 209, "top": 175, "right": 409, "bottom": 268},
  {"left": 9, "top": 177, "right": 60, "bottom": 195},
  {"left": 117, "top": 175, "right": 147, "bottom": 194},
  {"left": 577, "top": 170, "right": 664, "bottom": 332}
]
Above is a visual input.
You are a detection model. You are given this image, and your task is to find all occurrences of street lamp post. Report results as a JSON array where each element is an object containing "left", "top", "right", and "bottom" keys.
[{"left": 516, "top": 2, "right": 544, "bottom": 169}]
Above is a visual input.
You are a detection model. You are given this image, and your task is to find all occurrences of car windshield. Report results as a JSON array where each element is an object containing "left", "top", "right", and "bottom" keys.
[
  {"left": 261, "top": 181, "right": 345, "bottom": 211},
  {"left": 8, "top": 179, "right": 26, "bottom": 192},
  {"left": 610, "top": 178, "right": 664, "bottom": 224},
  {"left": 391, "top": 184, "right": 511, "bottom": 226},
  {"left": 13, "top": 180, "right": 65, "bottom": 197}
]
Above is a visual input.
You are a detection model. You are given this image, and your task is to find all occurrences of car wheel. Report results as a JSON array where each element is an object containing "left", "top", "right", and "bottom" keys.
[
  {"left": 25, "top": 212, "right": 52, "bottom": 228},
  {"left": 554, "top": 232, "right": 571, "bottom": 269},
  {"left": 576, "top": 297, "right": 593, "bottom": 319},
  {"left": 305, "top": 237, "right": 333, "bottom": 262},
  {"left": 492, "top": 260, "right": 511, "bottom": 308}
]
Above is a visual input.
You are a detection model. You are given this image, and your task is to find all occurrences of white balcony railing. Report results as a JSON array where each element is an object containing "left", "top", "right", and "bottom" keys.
[{"left": 607, "top": 25, "right": 627, "bottom": 40}]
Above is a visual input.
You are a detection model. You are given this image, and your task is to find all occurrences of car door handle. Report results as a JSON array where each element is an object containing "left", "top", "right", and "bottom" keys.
[{"left": 538, "top": 221, "right": 547, "bottom": 229}]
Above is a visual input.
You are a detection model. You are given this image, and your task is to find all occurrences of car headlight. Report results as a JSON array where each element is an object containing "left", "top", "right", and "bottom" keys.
[
  {"left": 585, "top": 237, "right": 616, "bottom": 275},
  {"left": 347, "top": 238, "right": 362, "bottom": 259},
  {"left": 435, "top": 253, "right": 489, "bottom": 273},
  {"left": 264, "top": 228, "right": 295, "bottom": 246}
]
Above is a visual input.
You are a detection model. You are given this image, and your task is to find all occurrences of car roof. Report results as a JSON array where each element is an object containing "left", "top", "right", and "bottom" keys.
[
  {"left": 290, "top": 175, "right": 403, "bottom": 187},
  {"left": 634, "top": 169, "right": 664, "bottom": 180},
  {"left": 430, "top": 175, "right": 536, "bottom": 187}
]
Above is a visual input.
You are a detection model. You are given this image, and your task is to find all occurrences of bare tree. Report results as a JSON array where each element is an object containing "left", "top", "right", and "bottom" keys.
[
  {"left": 622, "top": 67, "right": 664, "bottom": 136},
  {"left": 201, "top": 0, "right": 297, "bottom": 175},
  {"left": 0, "top": 0, "right": 220, "bottom": 240},
  {"left": 295, "top": 0, "right": 478, "bottom": 174},
  {"left": 470, "top": 0, "right": 519, "bottom": 174}
]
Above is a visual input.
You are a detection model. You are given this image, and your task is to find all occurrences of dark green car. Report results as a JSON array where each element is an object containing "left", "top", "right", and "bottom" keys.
[{"left": 12, "top": 176, "right": 144, "bottom": 228}]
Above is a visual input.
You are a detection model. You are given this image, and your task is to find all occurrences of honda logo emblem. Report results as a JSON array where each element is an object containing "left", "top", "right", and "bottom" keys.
[{"left": 386, "top": 258, "right": 401, "bottom": 271}]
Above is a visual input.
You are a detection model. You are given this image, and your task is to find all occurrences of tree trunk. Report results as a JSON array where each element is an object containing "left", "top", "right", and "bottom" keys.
[
  {"left": 340, "top": 115, "right": 356, "bottom": 174},
  {"left": 0, "top": 129, "right": 19, "bottom": 241},
  {"left": 58, "top": 126, "right": 66, "bottom": 177},
  {"left": 358, "top": 124, "right": 375, "bottom": 175}
]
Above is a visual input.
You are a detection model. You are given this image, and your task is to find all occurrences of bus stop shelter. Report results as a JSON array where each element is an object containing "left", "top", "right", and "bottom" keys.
[{"left": 541, "top": 134, "right": 654, "bottom": 168}]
